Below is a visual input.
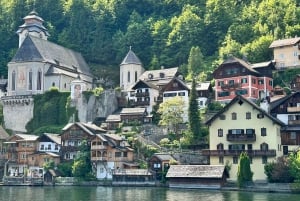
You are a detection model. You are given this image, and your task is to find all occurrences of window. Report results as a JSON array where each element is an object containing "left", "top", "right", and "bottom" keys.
[
  {"left": 135, "top": 71, "right": 137, "bottom": 82},
  {"left": 229, "top": 129, "right": 244, "bottom": 134},
  {"left": 37, "top": 69, "right": 42, "bottom": 90},
  {"left": 115, "top": 152, "right": 121, "bottom": 157},
  {"left": 229, "top": 80, "right": 234, "bottom": 86},
  {"left": 40, "top": 145, "right": 44, "bottom": 150},
  {"left": 219, "top": 156, "right": 224, "bottom": 164},
  {"left": 64, "top": 83, "right": 67, "bottom": 89},
  {"left": 178, "top": 92, "right": 185, "bottom": 96},
  {"left": 123, "top": 152, "right": 127, "bottom": 157},
  {"left": 173, "top": 82, "right": 178, "bottom": 87},
  {"left": 44, "top": 158, "right": 50, "bottom": 162},
  {"left": 127, "top": 71, "right": 130, "bottom": 82},
  {"left": 235, "top": 89, "right": 248, "bottom": 95},
  {"left": 28, "top": 70, "right": 32, "bottom": 90},
  {"left": 217, "top": 143, "right": 224, "bottom": 150},
  {"left": 52, "top": 82, "right": 55, "bottom": 87},
  {"left": 258, "top": 79, "right": 264, "bottom": 85},
  {"left": 232, "top": 112, "right": 237, "bottom": 120},
  {"left": 218, "top": 91, "right": 230, "bottom": 97},
  {"left": 261, "top": 128, "right": 267, "bottom": 136},
  {"left": 48, "top": 144, "right": 51, "bottom": 150},
  {"left": 218, "top": 81, "right": 224, "bottom": 86},
  {"left": 22, "top": 153, "right": 26, "bottom": 159},
  {"left": 260, "top": 143, "right": 269, "bottom": 151},
  {"left": 233, "top": 156, "right": 238, "bottom": 164},
  {"left": 219, "top": 114, "right": 226, "bottom": 120},
  {"left": 291, "top": 132, "right": 296, "bottom": 140},
  {"left": 252, "top": 79, "right": 256, "bottom": 84},
  {"left": 269, "top": 80, "right": 273, "bottom": 86},
  {"left": 12, "top": 70, "right": 16, "bottom": 91},
  {"left": 229, "top": 144, "right": 245, "bottom": 151},
  {"left": 246, "top": 112, "right": 251, "bottom": 120},
  {"left": 241, "top": 78, "right": 247, "bottom": 84},
  {"left": 262, "top": 156, "right": 268, "bottom": 164},
  {"left": 218, "top": 129, "right": 223, "bottom": 137},
  {"left": 160, "top": 73, "right": 165, "bottom": 78},
  {"left": 55, "top": 144, "right": 58, "bottom": 150}
]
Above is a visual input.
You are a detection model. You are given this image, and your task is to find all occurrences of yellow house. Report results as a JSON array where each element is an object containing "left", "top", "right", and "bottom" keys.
[
  {"left": 204, "top": 95, "right": 284, "bottom": 182},
  {"left": 269, "top": 37, "right": 300, "bottom": 69}
]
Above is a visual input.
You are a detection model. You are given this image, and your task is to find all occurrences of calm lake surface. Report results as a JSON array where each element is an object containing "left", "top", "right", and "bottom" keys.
[{"left": 0, "top": 186, "right": 299, "bottom": 201}]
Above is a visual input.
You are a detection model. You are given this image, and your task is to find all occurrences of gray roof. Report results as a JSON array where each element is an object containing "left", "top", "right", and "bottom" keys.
[
  {"left": 269, "top": 37, "right": 300, "bottom": 48},
  {"left": 222, "top": 57, "right": 260, "bottom": 74},
  {"left": 11, "top": 36, "right": 92, "bottom": 79},
  {"left": 62, "top": 122, "right": 105, "bottom": 136},
  {"left": 15, "top": 134, "right": 39, "bottom": 141},
  {"left": 113, "top": 169, "right": 153, "bottom": 176},
  {"left": 43, "top": 133, "right": 61, "bottom": 145},
  {"left": 106, "top": 114, "right": 121, "bottom": 122},
  {"left": 153, "top": 153, "right": 175, "bottom": 161},
  {"left": 120, "top": 49, "right": 142, "bottom": 65},
  {"left": 0, "top": 126, "right": 9, "bottom": 140},
  {"left": 166, "top": 165, "right": 225, "bottom": 178},
  {"left": 120, "top": 107, "right": 146, "bottom": 115},
  {"left": 139, "top": 67, "right": 179, "bottom": 81}
]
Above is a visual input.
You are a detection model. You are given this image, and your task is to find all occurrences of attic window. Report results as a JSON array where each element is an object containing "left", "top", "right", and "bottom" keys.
[
  {"left": 160, "top": 73, "right": 165, "bottom": 78},
  {"left": 173, "top": 82, "right": 178, "bottom": 87},
  {"left": 148, "top": 73, "right": 153, "bottom": 79}
]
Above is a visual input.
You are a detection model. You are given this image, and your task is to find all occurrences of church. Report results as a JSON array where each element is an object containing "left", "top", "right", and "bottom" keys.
[{"left": 6, "top": 10, "right": 93, "bottom": 96}]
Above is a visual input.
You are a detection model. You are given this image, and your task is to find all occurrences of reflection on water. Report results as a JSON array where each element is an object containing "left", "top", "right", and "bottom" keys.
[{"left": 0, "top": 186, "right": 299, "bottom": 201}]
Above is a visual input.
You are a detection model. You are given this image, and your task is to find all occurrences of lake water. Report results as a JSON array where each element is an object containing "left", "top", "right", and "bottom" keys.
[{"left": 0, "top": 186, "right": 299, "bottom": 201}]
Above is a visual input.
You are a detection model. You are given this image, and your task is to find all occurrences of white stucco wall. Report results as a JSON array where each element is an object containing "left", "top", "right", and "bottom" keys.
[{"left": 96, "top": 161, "right": 114, "bottom": 179}]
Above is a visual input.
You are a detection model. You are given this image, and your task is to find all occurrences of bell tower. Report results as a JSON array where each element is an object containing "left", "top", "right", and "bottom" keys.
[{"left": 16, "top": 10, "right": 50, "bottom": 47}]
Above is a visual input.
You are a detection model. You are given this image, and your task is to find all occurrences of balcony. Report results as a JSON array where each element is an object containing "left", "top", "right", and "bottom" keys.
[
  {"left": 287, "top": 107, "right": 300, "bottom": 112},
  {"left": 221, "top": 83, "right": 242, "bottom": 90},
  {"left": 91, "top": 156, "right": 107, "bottom": 161},
  {"left": 91, "top": 145, "right": 107, "bottom": 150},
  {"left": 202, "top": 149, "right": 276, "bottom": 157},
  {"left": 288, "top": 120, "right": 300, "bottom": 125},
  {"left": 135, "top": 92, "right": 149, "bottom": 97},
  {"left": 134, "top": 101, "right": 150, "bottom": 106},
  {"left": 227, "top": 134, "right": 256, "bottom": 142}
]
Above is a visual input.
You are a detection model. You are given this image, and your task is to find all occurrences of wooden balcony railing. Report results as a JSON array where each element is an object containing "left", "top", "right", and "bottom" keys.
[
  {"left": 91, "top": 156, "right": 107, "bottom": 161},
  {"left": 135, "top": 92, "right": 150, "bottom": 97},
  {"left": 226, "top": 134, "right": 256, "bottom": 142},
  {"left": 288, "top": 120, "right": 300, "bottom": 125},
  {"left": 202, "top": 149, "right": 276, "bottom": 157},
  {"left": 287, "top": 107, "right": 300, "bottom": 112},
  {"left": 91, "top": 145, "right": 107, "bottom": 150}
]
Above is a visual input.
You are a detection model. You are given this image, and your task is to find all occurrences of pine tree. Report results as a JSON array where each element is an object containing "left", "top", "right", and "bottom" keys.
[
  {"left": 188, "top": 78, "right": 201, "bottom": 142},
  {"left": 237, "top": 152, "right": 253, "bottom": 187}
]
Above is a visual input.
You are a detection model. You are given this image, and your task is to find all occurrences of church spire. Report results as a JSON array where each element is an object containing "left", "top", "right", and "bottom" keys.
[{"left": 16, "top": 10, "right": 50, "bottom": 47}]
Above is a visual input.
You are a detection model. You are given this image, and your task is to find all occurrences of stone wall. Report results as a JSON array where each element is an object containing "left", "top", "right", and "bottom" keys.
[{"left": 2, "top": 90, "right": 119, "bottom": 133}]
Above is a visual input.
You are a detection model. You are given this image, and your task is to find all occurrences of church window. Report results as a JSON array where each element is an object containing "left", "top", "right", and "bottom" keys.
[
  {"left": 127, "top": 71, "right": 130, "bottom": 83},
  {"left": 28, "top": 70, "right": 32, "bottom": 90},
  {"left": 64, "top": 83, "right": 67, "bottom": 89},
  {"left": 52, "top": 82, "right": 55, "bottom": 87},
  {"left": 12, "top": 70, "right": 16, "bottom": 91},
  {"left": 37, "top": 69, "right": 42, "bottom": 90},
  {"left": 135, "top": 71, "right": 137, "bottom": 82}
]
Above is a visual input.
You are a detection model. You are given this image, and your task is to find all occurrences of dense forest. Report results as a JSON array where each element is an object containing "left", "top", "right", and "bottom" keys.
[{"left": 1, "top": 0, "right": 300, "bottom": 87}]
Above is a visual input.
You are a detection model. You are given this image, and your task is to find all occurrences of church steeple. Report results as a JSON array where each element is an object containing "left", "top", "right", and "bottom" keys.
[{"left": 16, "top": 10, "right": 50, "bottom": 47}]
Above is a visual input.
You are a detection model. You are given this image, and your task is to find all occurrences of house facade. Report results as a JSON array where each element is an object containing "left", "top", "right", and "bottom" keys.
[
  {"left": 60, "top": 122, "right": 106, "bottom": 161},
  {"left": 204, "top": 95, "right": 284, "bottom": 181},
  {"left": 120, "top": 107, "right": 152, "bottom": 124},
  {"left": 213, "top": 57, "right": 274, "bottom": 103},
  {"left": 269, "top": 37, "right": 300, "bottom": 69},
  {"left": 270, "top": 91, "right": 300, "bottom": 155},
  {"left": 90, "top": 134, "right": 134, "bottom": 179}
]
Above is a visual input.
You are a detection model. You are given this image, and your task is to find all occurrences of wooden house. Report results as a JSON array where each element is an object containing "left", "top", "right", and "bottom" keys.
[
  {"left": 120, "top": 107, "right": 152, "bottom": 124},
  {"left": 148, "top": 153, "right": 176, "bottom": 178},
  {"left": 60, "top": 122, "right": 106, "bottom": 161},
  {"left": 91, "top": 134, "right": 134, "bottom": 179},
  {"left": 105, "top": 114, "right": 121, "bottom": 130},
  {"left": 290, "top": 74, "right": 300, "bottom": 92},
  {"left": 166, "top": 165, "right": 227, "bottom": 189}
]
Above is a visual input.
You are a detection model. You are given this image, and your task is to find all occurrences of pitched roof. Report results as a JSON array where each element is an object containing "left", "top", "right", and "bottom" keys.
[
  {"left": 113, "top": 169, "right": 153, "bottom": 176},
  {"left": 120, "top": 49, "right": 142, "bottom": 65},
  {"left": 139, "top": 67, "right": 179, "bottom": 81},
  {"left": 120, "top": 107, "right": 146, "bottom": 115},
  {"left": 0, "top": 126, "right": 9, "bottom": 140},
  {"left": 11, "top": 36, "right": 92, "bottom": 79},
  {"left": 131, "top": 79, "right": 159, "bottom": 90},
  {"left": 43, "top": 133, "right": 61, "bottom": 145},
  {"left": 106, "top": 114, "right": 121, "bottom": 122},
  {"left": 221, "top": 57, "right": 260, "bottom": 74},
  {"left": 205, "top": 95, "right": 284, "bottom": 126},
  {"left": 152, "top": 153, "right": 175, "bottom": 161},
  {"left": 166, "top": 165, "right": 225, "bottom": 178},
  {"left": 62, "top": 122, "right": 105, "bottom": 136},
  {"left": 270, "top": 91, "right": 300, "bottom": 111},
  {"left": 14, "top": 134, "right": 39, "bottom": 141},
  {"left": 269, "top": 37, "right": 300, "bottom": 48}
]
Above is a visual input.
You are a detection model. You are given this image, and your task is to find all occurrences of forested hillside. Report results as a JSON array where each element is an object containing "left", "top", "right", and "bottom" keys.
[{"left": 1, "top": 0, "right": 300, "bottom": 87}]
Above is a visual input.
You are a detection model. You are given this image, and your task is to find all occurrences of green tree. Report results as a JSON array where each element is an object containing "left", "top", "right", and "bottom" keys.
[
  {"left": 72, "top": 140, "right": 94, "bottom": 179},
  {"left": 186, "top": 46, "right": 204, "bottom": 81},
  {"left": 264, "top": 156, "right": 294, "bottom": 183},
  {"left": 158, "top": 96, "right": 184, "bottom": 139},
  {"left": 289, "top": 151, "right": 300, "bottom": 182},
  {"left": 188, "top": 79, "right": 201, "bottom": 141},
  {"left": 237, "top": 152, "right": 253, "bottom": 187},
  {"left": 43, "top": 160, "right": 55, "bottom": 172}
]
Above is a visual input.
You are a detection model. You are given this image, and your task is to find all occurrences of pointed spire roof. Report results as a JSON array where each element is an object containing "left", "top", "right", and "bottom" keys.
[{"left": 120, "top": 47, "right": 142, "bottom": 65}]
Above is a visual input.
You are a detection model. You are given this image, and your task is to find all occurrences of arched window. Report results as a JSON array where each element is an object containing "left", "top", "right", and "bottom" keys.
[
  {"left": 12, "top": 70, "right": 16, "bottom": 91},
  {"left": 127, "top": 71, "right": 130, "bottom": 83},
  {"left": 52, "top": 82, "right": 55, "bottom": 87},
  {"left": 135, "top": 71, "right": 138, "bottom": 82},
  {"left": 232, "top": 112, "right": 237, "bottom": 120},
  {"left": 28, "top": 70, "right": 32, "bottom": 90},
  {"left": 37, "top": 69, "right": 42, "bottom": 90}
]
